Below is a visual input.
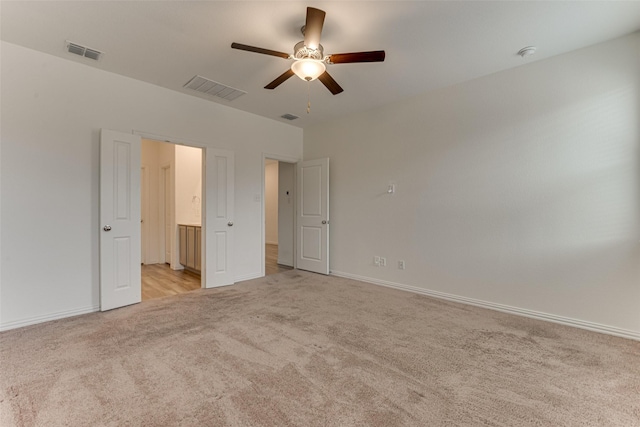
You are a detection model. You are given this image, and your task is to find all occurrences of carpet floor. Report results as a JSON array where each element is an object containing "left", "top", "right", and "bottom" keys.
[{"left": 1, "top": 270, "right": 639, "bottom": 426}]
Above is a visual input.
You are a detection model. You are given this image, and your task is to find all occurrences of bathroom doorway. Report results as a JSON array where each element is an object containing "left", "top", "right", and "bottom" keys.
[
  {"left": 141, "top": 138, "right": 204, "bottom": 300},
  {"left": 264, "top": 158, "right": 295, "bottom": 276}
]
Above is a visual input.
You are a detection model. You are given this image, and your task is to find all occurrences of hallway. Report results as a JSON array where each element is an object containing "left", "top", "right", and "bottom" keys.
[
  {"left": 266, "top": 244, "right": 293, "bottom": 276},
  {"left": 141, "top": 264, "right": 201, "bottom": 301}
]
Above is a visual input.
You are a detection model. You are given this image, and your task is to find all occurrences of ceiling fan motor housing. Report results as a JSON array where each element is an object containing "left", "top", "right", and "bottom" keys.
[{"left": 294, "top": 41, "right": 324, "bottom": 60}]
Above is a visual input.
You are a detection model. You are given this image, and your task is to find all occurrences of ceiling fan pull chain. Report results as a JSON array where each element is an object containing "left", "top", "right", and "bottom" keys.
[{"left": 307, "top": 80, "right": 311, "bottom": 114}]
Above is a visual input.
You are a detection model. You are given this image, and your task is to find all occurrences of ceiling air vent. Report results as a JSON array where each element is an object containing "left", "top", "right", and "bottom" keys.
[
  {"left": 280, "top": 114, "right": 299, "bottom": 121},
  {"left": 65, "top": 41, "right": 103, "bottom": 61},
  {"left": 183, "top": 75, "right": 246, "bottom": 102}
]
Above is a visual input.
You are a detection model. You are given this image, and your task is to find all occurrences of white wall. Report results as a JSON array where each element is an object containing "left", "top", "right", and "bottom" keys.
[
  {"left": 264, "top": 160, "right": 279, "bottom": 245},
  {"left": 141, "top": 139, "right": 160, "bottom": 264},
  {"left": 0, "top": 41, "right": 302, "bottom": 330},
  {"left": 157, "top": 141, "right": 176, "bottom": 267},
  {"left": 277, "top": 162, "right": 295, "bottom": 266},
  {"left": 304, "top": 33, "right": 640, "bottom": 339},
  {"left": 175, "top": 144, "right": 202, "bottom": 226}
]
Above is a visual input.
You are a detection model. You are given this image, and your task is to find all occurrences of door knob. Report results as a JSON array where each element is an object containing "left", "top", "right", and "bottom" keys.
[
  {"left": 322, "top": 220, "right": 329, "bottom": 225},
  {"left": 103, "top": 225, "right": 112, "bottom": 232},
  {"left": 227, "top": 222, "right": 234, "bottom": 227}
]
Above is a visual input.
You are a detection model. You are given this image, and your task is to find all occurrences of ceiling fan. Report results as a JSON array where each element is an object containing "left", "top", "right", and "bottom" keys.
[{"left": 231, "top": 7, "right": 385, "bottom": 95}]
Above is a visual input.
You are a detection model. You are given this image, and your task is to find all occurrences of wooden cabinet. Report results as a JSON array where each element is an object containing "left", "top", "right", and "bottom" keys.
[
  {"left": 179, "top": 226, "right": 187, "bottom": 266},
  {"left": 195, "top": 227, "right": 202, "bottom": 272},
  {"left": 178, "top": 224, "right": 201, "bottom": 274}
]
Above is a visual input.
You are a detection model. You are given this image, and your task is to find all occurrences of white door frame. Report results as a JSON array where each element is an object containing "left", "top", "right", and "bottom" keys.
[
  {"left": 140, "top": 165, "right": 149, "bottom": 264},
  {"left": 159, "top": 164, "right": 171, "bottom": 265},
  {"left": 134, "top": 131, "right": 213, "bottom": 289},
  {"left": 261, "top": 153, "right": 300, "bottom": 277}
]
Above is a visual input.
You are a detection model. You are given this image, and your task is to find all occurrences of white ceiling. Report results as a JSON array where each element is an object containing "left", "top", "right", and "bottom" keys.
[{"left": 2, "top": 1, "right": 640, "bottom": 128}]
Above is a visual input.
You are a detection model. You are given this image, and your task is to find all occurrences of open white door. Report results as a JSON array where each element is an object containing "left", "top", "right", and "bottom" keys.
[
  {"left": 100, "top": 129, "right": 142, "bottom": 311},
  {"left": 204, "top": 148, "right": 235, "bottom": 287},
  {"left": 296, "top": 158, "right": 329, "bottom": 274}
]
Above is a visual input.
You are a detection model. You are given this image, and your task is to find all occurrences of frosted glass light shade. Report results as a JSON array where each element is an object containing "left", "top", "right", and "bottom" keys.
[{"left": 291, "top": 59, "right": 326, "bottom": 81}]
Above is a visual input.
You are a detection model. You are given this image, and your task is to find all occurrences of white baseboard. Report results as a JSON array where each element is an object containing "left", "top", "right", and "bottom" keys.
[
  {"left": 0, "top": 305, "right": 100, "bottom": 332},
  {"left": 5, "top": 274, "right": 637, "bottom": 342},
  {"left": 277, "top": 259, "right": 294, "bottom": 267},
  {"left": 330, "top": 270, "right": 640, "bottom": 342}
]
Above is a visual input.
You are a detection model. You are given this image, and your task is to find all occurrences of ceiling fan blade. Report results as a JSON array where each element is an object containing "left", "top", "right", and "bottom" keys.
[
  {"left": 231, "top": 42, "right": 290, "bottom": 59},
  {"left": 304, "top": 7, "right": 326, "bottom": 50},
  {"left": 318, "top": 71, "right": 344, "bottom": 95},
  {"left": 265, "top": 69, "right": 295, "bottom": 90},
  {"left": 328, "top": 51, "right": 386, "bottom": 64}
]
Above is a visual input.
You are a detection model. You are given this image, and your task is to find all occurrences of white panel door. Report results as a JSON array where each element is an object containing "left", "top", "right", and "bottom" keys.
[
  {"left": 296, "top": 158, "right": 329, "bottom": 275},
  {"left": 204, "top": 149, "right": 234, "bottom": 287},
  {"left": 100, "top": 129, "right": 141, "bottom": 311}
]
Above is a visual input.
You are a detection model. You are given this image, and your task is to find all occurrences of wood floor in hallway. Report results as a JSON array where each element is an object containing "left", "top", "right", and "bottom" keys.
[
  {"left": 142, "top": 245, "right": 292, "bottom": 301},
  {"left": 266, "top": 244, "right": 293, "bottom": 276},
  {"left": 142, "top": 263, "right": 201, "bottom": 301}
]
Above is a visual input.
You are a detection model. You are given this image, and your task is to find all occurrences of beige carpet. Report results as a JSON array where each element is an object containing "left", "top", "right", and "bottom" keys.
[{"left": 1, "top": 271, "right": 639, "bottom": 426}]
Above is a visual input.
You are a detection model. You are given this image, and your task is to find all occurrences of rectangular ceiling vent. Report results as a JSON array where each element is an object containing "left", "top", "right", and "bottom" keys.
[
  {"left": 183, "top": 75, "right": 246, "bottom": 102},
  {"left": 65, "top": 41, "right": 103, "bottom": 61},
  {"left": 280, "top": 114, "right": 299, "bottom": 121}
]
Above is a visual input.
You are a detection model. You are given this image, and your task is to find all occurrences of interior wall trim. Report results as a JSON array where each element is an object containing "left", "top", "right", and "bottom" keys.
[
  {"left": 330, "top": 270, "right": 640, "bottom": 342},
  {"left": 0, "top": 305, "right": 100, "bottom": 332},
  {"left": 4, "top": 272, "right": 637, "bottom": 342},
  {"left": 0, "top": 271, "right": 255, "bottom": 331}
]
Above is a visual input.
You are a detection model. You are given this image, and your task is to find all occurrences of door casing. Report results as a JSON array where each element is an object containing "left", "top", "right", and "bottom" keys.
[
  {"left": 261, "top": 153, "right": 301, "bottom": 276},
  {"left": 100, "top": 130, "right": 236, "bottom": 311},
  {"left": 261, "top": 154, "right": 330, "bottom": 276}
]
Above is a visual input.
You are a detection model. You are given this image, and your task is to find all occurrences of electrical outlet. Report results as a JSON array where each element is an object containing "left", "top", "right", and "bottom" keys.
[
  {"left": 380, "top": 257, "right": 387, "bottom": 267},
  {"left": 398, "top": 260, "right": 406, "bottom": 270},
  {"left": 374, "top": 256, "right": 380, "bottom": 266}
]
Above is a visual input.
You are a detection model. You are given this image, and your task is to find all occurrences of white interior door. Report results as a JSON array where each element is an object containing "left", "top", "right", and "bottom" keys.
[
  {"left": 296, "top": 158, "right": 329, "bottom": 275},
  {"left": 100, "top": 129, "right": 142, "bottom": 311},
  {"left": 204, "top": 148, "right": 234, "bottom": 287}
]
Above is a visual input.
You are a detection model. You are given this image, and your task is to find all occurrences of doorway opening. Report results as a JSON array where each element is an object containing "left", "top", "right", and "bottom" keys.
[
  {"left": 141, "top": 138, "right": 204, "bottom": 300},
  {"left": 264, "top": 158, "right": 295, "bottom": 276}
]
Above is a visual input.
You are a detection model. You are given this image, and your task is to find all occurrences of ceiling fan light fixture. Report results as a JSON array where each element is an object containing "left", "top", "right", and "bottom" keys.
[
  {"left": 231, "top": 7, "right": 383, "bottom": 95},
  {"left": 291, "top": 58, "right": 326, "bottom": 81}
]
